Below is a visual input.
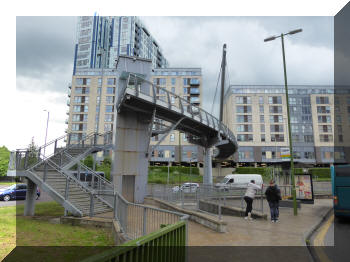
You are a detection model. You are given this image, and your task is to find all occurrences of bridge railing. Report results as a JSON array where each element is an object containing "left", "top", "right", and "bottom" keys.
[{"left": 122, "top": 73, "right": 237, "bottom": 144}]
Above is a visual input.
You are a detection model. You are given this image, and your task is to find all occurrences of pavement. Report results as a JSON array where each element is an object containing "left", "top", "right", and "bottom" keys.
[{"left": 187, "top": 199, "right": 332, "bottom": 246}]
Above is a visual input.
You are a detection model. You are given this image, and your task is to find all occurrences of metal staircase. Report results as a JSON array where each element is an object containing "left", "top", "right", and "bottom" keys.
[{"left": 15, "top": 132, "right": 114, "bottom": 217}]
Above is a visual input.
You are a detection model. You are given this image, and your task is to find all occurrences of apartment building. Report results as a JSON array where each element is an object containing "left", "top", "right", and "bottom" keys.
[
  {"left": 66, "top": 67, "right": 203, "bottom": 165},
  {"left": 74, "top": 15, "right": 168, "bottom": 74},
  {"left": 223, "top": 85, "right": 347, "bottom": 166}
]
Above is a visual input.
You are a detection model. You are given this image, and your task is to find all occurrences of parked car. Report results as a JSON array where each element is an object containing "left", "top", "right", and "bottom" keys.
[
  {"left": 172, "top": 183, "right": 199, "bottom": 193},
  {"left": 0, "top": 184, "right": 40, "bottom": 201},
  {"left": 215, "top": 174, "right": 263, "bottom": 190}
]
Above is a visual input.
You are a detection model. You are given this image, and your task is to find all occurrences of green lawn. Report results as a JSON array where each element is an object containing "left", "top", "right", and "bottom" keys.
[
  {"left": 0, "top": 202, "right": 115, "bottom": 261},
  {"left": 148, "top": 170, "right": 202, "bottom": 184},
  {"left": 0, "top": 182, "right": 15, "bottom": 186}
]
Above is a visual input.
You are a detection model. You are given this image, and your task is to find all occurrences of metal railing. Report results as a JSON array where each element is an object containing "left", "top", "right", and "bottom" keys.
[
  {"left": 148, "top": 183, "right": 265, "bottom": 219},
  {"left": 80, "top": 220, "right": 187, "bottom": 262},
  {"left": 91, "top": 190, "right": 189, "bottom": 240},
  {"left": 118, "top": 73, "right": 237, "bottom": 146}
]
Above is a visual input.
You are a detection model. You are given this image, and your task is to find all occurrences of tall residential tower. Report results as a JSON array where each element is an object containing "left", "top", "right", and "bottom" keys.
[{"left": 73, "top": 15, "right": 168, "bottom": 74}]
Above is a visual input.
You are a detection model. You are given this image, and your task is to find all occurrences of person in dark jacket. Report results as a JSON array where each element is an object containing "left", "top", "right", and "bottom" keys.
[{"left": 265, "top": 180, "right": 281, "bottom": 222}]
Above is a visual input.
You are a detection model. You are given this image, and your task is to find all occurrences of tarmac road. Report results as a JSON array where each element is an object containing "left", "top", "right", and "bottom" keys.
[{"left": 311, "top": 213, "right": 350, "bottom": 262}]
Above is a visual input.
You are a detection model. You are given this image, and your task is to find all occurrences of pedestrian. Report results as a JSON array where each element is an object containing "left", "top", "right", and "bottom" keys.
[
  {"left": 36, "top": 187, "right": 41, "bottom": 200},
  {"left": 265, "top": 180, "right": 282, "bottom": 223},
  {"left": 244, "top": 180, "right": 261, "bottom": 220}
]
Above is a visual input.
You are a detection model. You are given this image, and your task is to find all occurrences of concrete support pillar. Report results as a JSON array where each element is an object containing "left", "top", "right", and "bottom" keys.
[
  {"left": 24, "top": 178, "right": 37, "bottom": 216},
  {"left": 203, "top": 147, "right": 213, "bottom": 185}
]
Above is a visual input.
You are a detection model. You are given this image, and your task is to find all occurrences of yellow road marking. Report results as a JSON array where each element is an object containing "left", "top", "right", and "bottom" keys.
[
  {"left": 314, "top": 215, "right": 334, "bottom": 246},
  {"left": 313, "top": 214, "right": 334, "bottom": 262}
]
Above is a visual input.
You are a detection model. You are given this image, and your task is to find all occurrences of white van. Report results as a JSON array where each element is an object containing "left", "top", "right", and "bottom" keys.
[{"left": 215, "top": 174, "right": 263, "bottom": 189}]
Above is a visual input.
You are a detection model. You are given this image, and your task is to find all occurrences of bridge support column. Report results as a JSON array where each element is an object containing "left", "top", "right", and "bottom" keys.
[
  {"left": 24, "top": 178, "right": 37, "bottom": 216},
  {"left": 203, "top": 147, "right": 213, "bottom": 185}
]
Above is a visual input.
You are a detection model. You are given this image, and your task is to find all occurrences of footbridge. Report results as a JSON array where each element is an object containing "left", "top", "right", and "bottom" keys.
[{"left": 9, "top": 56, "right": 237, "bottom": 230}]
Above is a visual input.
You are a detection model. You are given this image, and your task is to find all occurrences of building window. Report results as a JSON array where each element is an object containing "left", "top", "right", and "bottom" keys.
[
  {"left": 322, "top": 151, "right": 334, "bottom": 160},
  {"left": 260, "top": 115, "right": 264, "bottom": 123},
  {"left": 98, "top": 78, "right": 102, "bottom": 87},
  {"left": 75, "top": 87, "right": 90, "bottom": 94},
  {"left": 106, "top": 96, "right": 114, "bottom": 104},
  {"left": 107, "top": 78, "right": 116, "bottom": 85},
  {"left": 270, "top": 115, "right": 283, "bottom": 123},
  {"left": 318, "top": 125, "right": 332, "bottom": 133},
  {"left": 183, "top": 87, "right": 188, "bottom": 94},
  {"left": 171, "top": 78, "right": 176, "bottom": 85},
  {"left": 107, "top": 87, "right": 115, "bottom": 94},
  {"left": 259, "top": 96, "right": 264, "bottom": 104},
  {"left": 271, "top": 125, "right": 284, "bottom": 133},
  {"left": 268, "top": 96, "right": 282, "bottom": 104},
  {"left": 269, "top": 106, "right": 282, "bottom": 113},
  {"left": 259, "top": 105, "right": 264, "bottom": 113},
  {"left": 170, "top": 133, "right": 175, "bottom": 142},
  {"left": 317, "top": 106, "right": 331, "bottom": 114},
  {"left": 302, "top": 106, "right": 311, "bottom": 114},
  {"left": 237, "top": 134, "right": 253, "bottom": 142},
  {"left": 171, "top": 87, "right": 175, "bottom": 93},
  {"left": 72, "top": 114, "right": 88, "bottom": 122},
  {"left": 337, "top": 125, "right": 342, "bottom": 133},
  {"left": 260, "top": 124, "right": 265, "bottom": 132},
  {"left": 73, "top": 105, "right": 88, "bottom": 112},
  {"left": 304, "top": 152, "right": 315, "bottom": 159},
  {"left": 320, "top": 135, "right": 333, "bottom": 142},
  {"left": 289, "top": 97, "right": 297, "bottom": 105},
  {"left": 237, "top": 115, "right": 252, "bottom": 123},
  {"left": 316, "top": 96, "right": 329, "bottom": 104},
  {"left": 336, "top": 115, "right": 342, "bottom": 123},
  {"left": 236, "top": 124, "right": 253, "bottom": 132},
  {"left": 104, "top": 124, "right": 113, "bottom": 132},
  {"left": 302, "top": 115, "right": 312, "bottom": 122},
  {"left": 318, "top": 115, "right": 331, "bottom": 123},
  {"left": 339, "top": 135, "right": 343, "bottom": 142},
  {"left": 75, "top": 78, "right": 91, "bottom": 86},
  {"left": 261, "top": 134, "right": 265, "bottom": 142},
  {"left": 105, "top": 105, "right": 114, "bottom": 113},
  {"left": 182, "top": 133, "right": 187, "bottom": 142},
  {"left": 105, "top": 114, "right": 113, "bottom": 122},
  {"left": 236, "top": 106, "right": 252, "bottom": 113},
  {"left": 304, "top": 135, "right": 314, "bottom": 143},
  {"left": 238, "top": 151, "right": 253, "bottom": 160},
  {"left": 236, "top": 96, "right": 251, "bottom": 104},
  {"left": 271, "top": 134, "right": 284, "bottom": 142}
]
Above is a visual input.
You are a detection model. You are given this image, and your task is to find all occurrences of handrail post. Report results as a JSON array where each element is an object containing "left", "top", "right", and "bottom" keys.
[
  {"left": 90, "top": 193, "right": 94, "bottom": 217},
  {"left": 38, "top": 147, "right": 41, "bottom": 160},
  {"left": 65, "top": 177, "right": 70, "bottom": 200},
  {"left": 43, "top": 161, "right": 48, "bottom": 182},
  {"left": 54, "top": 139, "right": 57, "bottom": 153},
  {"left": 113, "top": 194, "right": 118, "bottom": 220},
  {"left": 24, "top": 150, "right": 29, "bottom": 169},
  {"left": 143, "top": 208, "right": 147, "bottom": 236}
]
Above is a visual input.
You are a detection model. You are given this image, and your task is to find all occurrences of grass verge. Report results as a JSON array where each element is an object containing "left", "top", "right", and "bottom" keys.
[
  {"left": 148, "top": 170, "right": 202, "bottom": 184},
  {"left": 0, "top": 202, "right": 114, "bottom": 261}
]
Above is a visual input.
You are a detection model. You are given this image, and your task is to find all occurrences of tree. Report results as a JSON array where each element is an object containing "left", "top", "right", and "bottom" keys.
[
  {"left": 27, "top": 137, "right": 39, "bottom": 166},
  {"left": 0, "top": 146, "right": 10, "bottom": 176}
]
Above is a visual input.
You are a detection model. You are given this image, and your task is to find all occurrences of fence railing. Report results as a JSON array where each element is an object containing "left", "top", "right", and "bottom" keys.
[
  {"left": 80, "top": 220, "right": 188, "bottom": 262},
  {"left": 91, "top": 191, "right": 189, "bottom": 240},
  {"left": 148, "top": 183, "right": 265, "bottom": 219}
]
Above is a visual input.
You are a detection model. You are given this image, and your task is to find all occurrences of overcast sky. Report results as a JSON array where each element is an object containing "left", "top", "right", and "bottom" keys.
[{"left": 10, "top": 15, "right": 334, "bottom": 151}]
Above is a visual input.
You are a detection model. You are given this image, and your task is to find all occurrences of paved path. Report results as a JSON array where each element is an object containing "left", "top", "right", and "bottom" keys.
[{"left": 188, "top": 199, "right": 332, "bottom": 246}]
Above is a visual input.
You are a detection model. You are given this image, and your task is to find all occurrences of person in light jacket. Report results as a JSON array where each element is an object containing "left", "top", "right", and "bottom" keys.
[{"left": 244, "top": 180, "right": 261, "bottom": 220}]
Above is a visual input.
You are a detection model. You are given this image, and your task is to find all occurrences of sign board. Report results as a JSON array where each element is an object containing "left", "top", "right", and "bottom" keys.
[
  {"left": 295, "top": 174, "right": 314, "bottom": 203},
  {"left": 281, "top": 147, "right": 291, "bottom": 161}
]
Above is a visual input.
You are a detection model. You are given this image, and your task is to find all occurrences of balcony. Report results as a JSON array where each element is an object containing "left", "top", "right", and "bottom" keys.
[
  {"left": 66, "top": 110, "right": 70, "bottom": 115},
  {"left": 67, "top": 99, "right": 70, "bottom": 106},
  {"left": 65, "top": 119, "right": 68, "bottom": 124},
  {"left": 68, "top": 83, "right": 71, "bottom": 89},
  {"left": 190, "top": 97, "right": 200, "bottom": 104}
]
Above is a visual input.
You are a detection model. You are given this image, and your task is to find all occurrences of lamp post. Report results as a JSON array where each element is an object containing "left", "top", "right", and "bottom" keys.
[
  {"left": 43, "top": 110, "right": 50, "bottom": 158},
  {"left": 264, "top": 28, "right": 302, "bottom": 216}
]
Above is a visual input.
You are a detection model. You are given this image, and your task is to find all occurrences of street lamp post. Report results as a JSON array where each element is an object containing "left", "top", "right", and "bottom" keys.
[
  {"left": 264, "top": 28, "right": 302, "bottom": 216},
  {"left": 43, "top": 110, "right": 50, "bottom": 158}
]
